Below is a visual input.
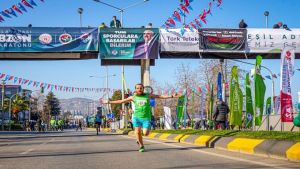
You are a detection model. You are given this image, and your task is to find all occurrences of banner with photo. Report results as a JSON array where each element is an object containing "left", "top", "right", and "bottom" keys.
[
  {"left": 160, "top": 28, "right": 199, "bottom": 52},
  {"left": 247, "top": 29, "right": 300, "bottom": 53},
  {"left": 99, "top": 28, "right": 159, "bottom": 59},
  {"left": 199, "top": 28, "right": 247, "bottom": 51},
  {"left": 0, "top": 27, "right": 98, "bottom": 52}
]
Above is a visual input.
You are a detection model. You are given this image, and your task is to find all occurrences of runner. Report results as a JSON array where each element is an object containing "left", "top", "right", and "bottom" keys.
[
  {"left": 103, "top": 83, "right": 181, "bottom": 152},
  {"left": 95, "top": 110, "right": 102, "bottom": 135}
]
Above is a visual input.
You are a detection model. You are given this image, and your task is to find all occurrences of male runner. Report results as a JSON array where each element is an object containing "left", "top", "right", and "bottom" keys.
[
  {"left": 95, "top": 110, "right": 102, "bottom": 135},
  {"left": 103, "top": 83, "right": 181, "bottom": 152}
]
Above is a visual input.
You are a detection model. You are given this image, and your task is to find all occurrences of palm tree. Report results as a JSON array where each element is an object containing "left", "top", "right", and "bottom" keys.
[{"left": 11, "top": 95, "right": 29, "bottom": 122}]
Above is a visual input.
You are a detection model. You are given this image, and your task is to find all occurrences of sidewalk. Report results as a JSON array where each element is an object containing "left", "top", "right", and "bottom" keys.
[{"left": 125, "top": 131, "right": 300, "bottom": 162}]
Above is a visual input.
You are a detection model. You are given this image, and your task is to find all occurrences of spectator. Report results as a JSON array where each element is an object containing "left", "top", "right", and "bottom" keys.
[
  {"left": 273, "top": 22, "right": 282, "bottom": 29},
  {"left": 99, "top": 22, "right": 107, "bottom": 29},
  {"left": 213, "top": 99, "right": 229, "bottom": 130},
  {"left": 146, "top": 23, "right": 153, "bottom": 28},
  {"left": 239, "top": 19, "right": 248, "bottom": 28},
  {"left": 110, "top": 16, "right": 121, "bottom": 28}
]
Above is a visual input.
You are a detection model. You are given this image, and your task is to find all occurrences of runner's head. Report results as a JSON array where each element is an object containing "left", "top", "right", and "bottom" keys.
[{"left": 135, "top": 83, "right": 144, "bottom": 95}]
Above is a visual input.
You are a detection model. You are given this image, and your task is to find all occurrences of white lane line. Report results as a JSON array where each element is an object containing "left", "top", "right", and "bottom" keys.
[
  {"left": 122, "top": 135, "right": 287, "bottom": 169},
  {"left": 19, "top": 148, "right": 34, "bottom": 155},
  {"left": 18, "top": 138, "right": 55, "bottom": 155}
]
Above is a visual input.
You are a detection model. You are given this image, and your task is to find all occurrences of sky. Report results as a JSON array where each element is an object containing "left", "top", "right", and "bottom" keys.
[{"left": 0, "top": 0, "right": 300, "bottom": 102}]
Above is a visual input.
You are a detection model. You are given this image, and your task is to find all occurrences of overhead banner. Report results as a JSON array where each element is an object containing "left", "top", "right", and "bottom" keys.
[
  {"left": 160, "top": 28, "right": 199, "bottom": 52},
  {"left": 247, "top": 29, "right": 300, "bottom": 53},
  {"left": 199, "top": 28, "right": 247, "bottom": 51},
  {"left": 99, "top": 28, "right": 159, "bottom": 59},
  {"left": 0, "top": 27, "right": 98, "bottom": 52}
]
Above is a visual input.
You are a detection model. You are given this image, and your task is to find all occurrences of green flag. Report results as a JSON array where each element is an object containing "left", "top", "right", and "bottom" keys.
[
  {"left": 254, "top": 55, "right": 266, "bottom": 126},
  {"left": 245, "top": 73, "right": 254, "bottom": 128},
  {"left": 265, "top": 97, "right": 272, "bottom": 115},
  {"left": 229, "top": 66, "right": 243, "bottom": 126},
  {"left": 176, "top": 95, "right": 185, "bottom": 125}
]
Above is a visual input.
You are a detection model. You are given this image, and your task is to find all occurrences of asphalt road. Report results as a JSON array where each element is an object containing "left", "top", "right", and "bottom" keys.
[{"left": 0, "top": 130, "right": 299, "bottom": 169}]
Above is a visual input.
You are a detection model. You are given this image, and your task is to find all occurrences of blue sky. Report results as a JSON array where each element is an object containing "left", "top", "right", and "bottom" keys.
[{"left": 0, "top": 0, "right": 300, "bottom": 102}]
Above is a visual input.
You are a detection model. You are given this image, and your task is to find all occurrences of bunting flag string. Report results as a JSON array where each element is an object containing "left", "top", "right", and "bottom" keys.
[
  {"left": 0, "top": 72, "right": 117, "bottom": 94},
  {"left": 161, "top": 0, "right": 223, "bottom": 33},
  {"left": 0, "top": 0, "right": 45, "bottom": 23}
]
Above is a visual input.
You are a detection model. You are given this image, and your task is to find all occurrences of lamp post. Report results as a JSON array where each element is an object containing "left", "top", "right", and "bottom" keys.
[
  {"left": 1, "top": 80, "right": 5, "bottom": 131},
  {"left": 89, "top": 73, "right": 116, "bottom": 115},
  {"left": 264, "top": 11, "right": 269, "bottom": 28},
  {"left": 78, "top": 8, "right": 83, "bottom": 27}
]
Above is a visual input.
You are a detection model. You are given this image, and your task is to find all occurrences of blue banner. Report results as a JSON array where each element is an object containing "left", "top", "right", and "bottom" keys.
[
  {"left": 0, "top": 27, "right": 98, "bottom": 52},
  {"left": 217, "top": 72, "right": 222, "bottom": 100}
]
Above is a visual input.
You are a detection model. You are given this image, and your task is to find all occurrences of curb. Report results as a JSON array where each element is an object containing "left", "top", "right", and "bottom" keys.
[{"left": 127, "top": 131, "right": 300, "bottom": 162}]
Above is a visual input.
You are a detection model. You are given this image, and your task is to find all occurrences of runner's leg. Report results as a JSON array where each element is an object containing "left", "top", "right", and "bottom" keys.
[{"left": 135, "top": 127, "right": 143, "bottom": 147}]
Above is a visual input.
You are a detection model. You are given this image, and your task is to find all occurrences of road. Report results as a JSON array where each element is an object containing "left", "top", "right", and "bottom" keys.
[{"left": 0, "top": 130, "right": 298, "bottom": 169}]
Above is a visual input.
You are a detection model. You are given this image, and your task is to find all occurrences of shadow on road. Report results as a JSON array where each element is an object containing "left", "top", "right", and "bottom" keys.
[{"left": 0, "top": 146, "right": 206, "bottom": 159}]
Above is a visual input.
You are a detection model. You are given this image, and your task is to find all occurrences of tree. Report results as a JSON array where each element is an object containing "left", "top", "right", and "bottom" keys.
[
  {"left": 11, "top": 95, "right": 29, "bottom": 122},
  {"left": 110, "top": 90, "right": 122, "bottom": 119},
  {"left": 43, "top": 91, "right": 61, "bottom": 122}
]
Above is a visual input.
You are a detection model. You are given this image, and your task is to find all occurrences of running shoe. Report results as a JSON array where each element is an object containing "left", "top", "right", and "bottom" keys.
[{"left": 139, "top": 146, "right": 145, "bottom": 152}]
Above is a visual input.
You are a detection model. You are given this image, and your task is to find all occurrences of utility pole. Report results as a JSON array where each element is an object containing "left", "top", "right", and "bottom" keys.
[{"left": 1, "top": 80, "right": 5, "bottom": 131}]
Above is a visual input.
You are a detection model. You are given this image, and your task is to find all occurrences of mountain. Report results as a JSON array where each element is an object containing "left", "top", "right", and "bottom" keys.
[{"left": 59, "top": 98, "right": 100, "bottom": 116}]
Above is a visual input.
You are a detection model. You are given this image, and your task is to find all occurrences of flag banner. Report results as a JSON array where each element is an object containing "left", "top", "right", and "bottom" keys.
[
  {"left": 245, "top": 73, "right": 254, "bottom": 128},
  {"left": 247, "top": 29, "right": 300, "bottom": 53},
  {"left": 280, "top": 48, "right": 295, "bottom": 122},
  {"left": 273, "top": 96, "right": 280, "bottom": 115},
  {"left": 217, "top": 72, "right": 222, "bottom": 100},
  {"left": 0, "top": 27, "right": 98, "bottom": 52},
  {"left": 199, "top": 28, "right": 247, "bottom": 51},
  {"left": 99, "top": 28, "right": 159, "bottom": 59},
  {"left": 164, "top": 106, "right": 172, "bottom": 129},
  {"left": 254, "top": 56, "right": 266, "bottom": 126},
  {"left": 265, "top": 97, "right": 272, "bottom": 115},
  {"left": 229, "top": 66, "right": 243, "bottom": 126},
  {"left": 176, "top": 95, "right": 185, "bottom": 126},
  {"left": 160, "top": 28, "right": 199, "bottom": 53}
]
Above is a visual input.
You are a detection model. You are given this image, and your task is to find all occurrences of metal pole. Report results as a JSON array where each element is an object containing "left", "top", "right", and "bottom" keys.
[
  {"left": 1, "top": 80, "right": 5, "bottom": 131},
  {"left": 106, "top": 66, "right": 110, "bottom": 114},
  {"left": 266, "top": 15, "right": 268, "bottom": 29},
  {"left": 80, "top": 14, "right": 82, "bottom": 27}
]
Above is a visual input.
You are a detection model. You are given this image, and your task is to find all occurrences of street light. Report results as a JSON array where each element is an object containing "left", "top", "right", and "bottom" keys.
[
  {"left": 264, "top": 11, "right": 269, "bottom": 28},
  {"left": 78, "top": 8, "right": 83, "bottom": 27},
  {"left": 89, "top": 73, "right": 116, "bottom": 115}
]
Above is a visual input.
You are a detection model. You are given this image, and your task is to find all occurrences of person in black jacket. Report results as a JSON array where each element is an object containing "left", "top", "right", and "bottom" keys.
[
  {"left": 239, "top": 19, "right": 248, "bottom": 28},
  {"left": 213, "top": 99, "right": 229, "bottom": 130}
]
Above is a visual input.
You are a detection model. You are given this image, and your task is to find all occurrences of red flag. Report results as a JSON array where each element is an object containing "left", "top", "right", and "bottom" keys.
[
  {"left": 21, "top": 0, "right": 33, "bottom": 8},
  {"left": 190, "top": 22, "right": 197, "bottom": 30},
  {"left": 8, "top": 76, "right": 14, "bottom": 81},
  {"left": 164, "top": 22, "right": 172, "bottom": 28},
  {"left": 12, "top": 5, "right": 23, "bottom": 14},
  {"left": 18, "top": 78, "right": 22, "bottom": 84},
  {"left": 184, "top": 0, "right": 190, "bottom": 7},
  {"left": 194, "top": 19, "right": 202, "bottom": 28},
  {"left": 173, "top": 11, "right": 181, "bottom": 22},
  {"left": 40, "top": 83, "right": 44, "bottom": 87},
  {"left": 72, "top": 87, "right": 74, "bottom": 92},
  {"left": 33, "top": 81, "right": 37, "bottom": 87},
  {"left": 167, "top": 17, "right": 176, "bottom": 26},
  {"left": 47, "top": 84, "right": 50, "bottom": 89},
  {"left": 217, "top": 0, "right": 222, "bottom": 7},
  {"left": 0, "top": 74, "right": 5, "bottom": 79},
  {"left": 24, "top": 79, "right": 29, "bottom": 84},
  {"left": 197, "top": 87, "right": 202, "bottom": 93},
  {"left": 180, "top": 4, "right": 189, "bottom": 14}
]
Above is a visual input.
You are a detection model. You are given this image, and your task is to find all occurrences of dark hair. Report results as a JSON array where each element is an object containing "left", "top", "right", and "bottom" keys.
[{"left": 135, "top": 83, "right": 144, "bottom": 89}]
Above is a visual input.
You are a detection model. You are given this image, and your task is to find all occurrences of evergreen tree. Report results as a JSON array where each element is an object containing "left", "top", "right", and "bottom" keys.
[{"left": 43, "top": 91, "right": 61, "bottom": 118}]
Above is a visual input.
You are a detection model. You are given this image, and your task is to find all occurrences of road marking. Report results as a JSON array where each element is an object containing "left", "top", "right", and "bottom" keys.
[
  {"left": 122, "top": 135, "right": 288, "bottom": 169},
  {"left": 19, "top": 148, "right": 34, "bottom": 155}
]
